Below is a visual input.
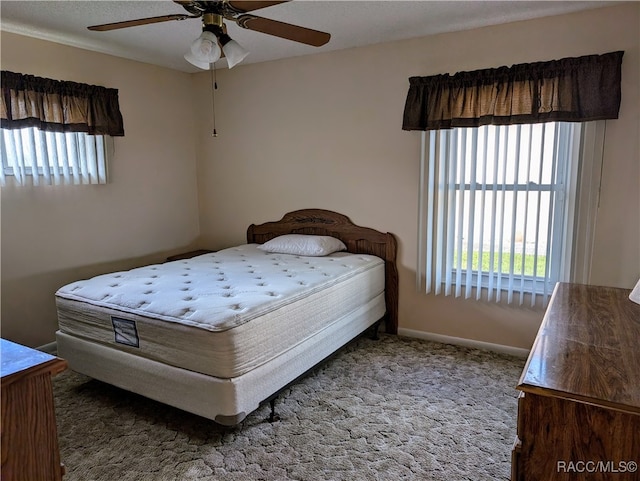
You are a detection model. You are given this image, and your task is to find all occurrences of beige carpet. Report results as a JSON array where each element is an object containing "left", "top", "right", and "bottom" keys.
[{"left": 53, "top": 334, "right": 525, "bottom": 480}]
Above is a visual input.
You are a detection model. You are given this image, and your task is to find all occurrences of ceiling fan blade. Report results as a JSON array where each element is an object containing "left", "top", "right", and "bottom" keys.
[
  {"left": 236, "top": 15, "right": 330, "bottom": 47},
  {"left": 88, "top": 14, "right": 196, "bottom": 32},
  {"left": 227, "top": 1, "right": 290, "bottom": 13}
]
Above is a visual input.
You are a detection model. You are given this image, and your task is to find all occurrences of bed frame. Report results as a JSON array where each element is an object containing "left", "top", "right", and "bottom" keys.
[{"left": 247, "top": 208, "right": 398, "bottom": 334}]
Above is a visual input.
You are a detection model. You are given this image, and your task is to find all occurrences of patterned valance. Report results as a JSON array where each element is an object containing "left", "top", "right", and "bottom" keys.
[
  {"left": 1, "top": 71, "right": 124, "bottom": 136},
  {"left": 402, "top": 51, "right": 623, "bottom": 131}
]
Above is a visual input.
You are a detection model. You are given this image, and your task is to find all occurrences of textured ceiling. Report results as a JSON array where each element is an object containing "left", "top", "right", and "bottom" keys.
[{"left": 0, "top": 1, "right": 620, "bottom": 72}]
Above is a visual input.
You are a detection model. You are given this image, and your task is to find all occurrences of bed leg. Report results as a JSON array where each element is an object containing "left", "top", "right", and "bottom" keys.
[
  {"left": 370, "top": 319, "right": 382, "bottom": 340},
  {"left": 268, "top": 398, "right": 280, "bottom": 423}
]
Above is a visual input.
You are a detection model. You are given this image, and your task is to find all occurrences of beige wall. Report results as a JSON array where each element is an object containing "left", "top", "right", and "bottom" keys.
[
  {"left": 1, "top": 33, "right": 201, "bottom": 347},
  {"left": 194, "top": 3, "right": 639, "bottom": 349}
]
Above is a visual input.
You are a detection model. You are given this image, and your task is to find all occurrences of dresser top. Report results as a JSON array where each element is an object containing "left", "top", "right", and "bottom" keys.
[
  {"left": 1, "top": 339, "right": 66, "bottom": 382},
  {"left": 518, "top": 282, "right": 640, "bottom": 414}
]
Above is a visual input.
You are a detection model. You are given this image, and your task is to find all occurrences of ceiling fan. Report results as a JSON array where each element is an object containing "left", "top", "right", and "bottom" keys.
[{"left": 88, "top": 0, "right": 331, "bottom": 69}]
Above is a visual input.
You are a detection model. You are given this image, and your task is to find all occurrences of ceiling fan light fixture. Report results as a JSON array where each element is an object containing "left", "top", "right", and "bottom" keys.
[
  {"left": 185, "top": 30, "right": 221, "bottom": 69},
  {"left": 87, "top": 2, "right": 331, "bottom": 70}
]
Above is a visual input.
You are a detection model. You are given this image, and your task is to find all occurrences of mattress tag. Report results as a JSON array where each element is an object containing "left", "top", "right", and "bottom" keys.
[{"left": 111, "top": 317, "right": 140, "bottom": 347}]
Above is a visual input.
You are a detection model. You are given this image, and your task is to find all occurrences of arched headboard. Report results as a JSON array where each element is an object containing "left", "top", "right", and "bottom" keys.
[{"left": 247, "top": 209, "right": 398, "bottom": 334}]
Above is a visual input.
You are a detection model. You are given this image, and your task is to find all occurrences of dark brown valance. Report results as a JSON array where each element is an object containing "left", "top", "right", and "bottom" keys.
[
  {"left": 402, "top": 51, "right": 624, "bottom": 131},
  {"left": 1, "top": 71, "right": 124, "bottom": 136}
]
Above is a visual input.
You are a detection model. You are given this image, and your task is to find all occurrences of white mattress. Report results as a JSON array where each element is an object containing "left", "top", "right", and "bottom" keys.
[{"left": 56, "top": 244, "right": 385, "bottom": 379}]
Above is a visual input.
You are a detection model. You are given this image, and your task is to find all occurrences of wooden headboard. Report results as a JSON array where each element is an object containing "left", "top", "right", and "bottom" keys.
[{"left": 247, "top": 209, "right": 398, "bottom": 334}]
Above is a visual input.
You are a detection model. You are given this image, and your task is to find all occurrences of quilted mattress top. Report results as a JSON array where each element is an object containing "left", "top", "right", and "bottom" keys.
[{"left": 56, "top": 244, "right": 383, "bottom": 332}]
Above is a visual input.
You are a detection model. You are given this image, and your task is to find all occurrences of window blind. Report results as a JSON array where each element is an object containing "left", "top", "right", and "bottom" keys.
[
  {"left": 417, "top": 122, "right": 580, "bottom": 305},
  {"left": 1, "top": 127, "right": 108, "bottom": 186}
]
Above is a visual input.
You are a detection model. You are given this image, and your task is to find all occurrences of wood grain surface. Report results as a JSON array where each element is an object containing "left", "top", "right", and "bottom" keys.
[
  {"left": 518, "top": 283, "right": 640, "bottom": 413},
  {"left": 1, "top": 339, "right": 67, "bottom": 481},
  {"left": 513, "top": 283, "right": 640, "bottom": 481}
]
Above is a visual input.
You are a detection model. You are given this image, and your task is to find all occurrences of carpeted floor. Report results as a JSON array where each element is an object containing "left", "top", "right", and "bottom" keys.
[{"left": 52, "top": 334, "right": 526, "bottom": 481}]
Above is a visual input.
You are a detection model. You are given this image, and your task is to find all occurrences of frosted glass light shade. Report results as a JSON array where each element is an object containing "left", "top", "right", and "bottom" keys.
[
  {"left": 184, "top": 31, "right": 221, "bottom": 69},
  {"left": 221, "top": 39, "right": 249, "bottom": 68},
  {"left": 184, "top": 51, "right": 211, "bottom": 70}
]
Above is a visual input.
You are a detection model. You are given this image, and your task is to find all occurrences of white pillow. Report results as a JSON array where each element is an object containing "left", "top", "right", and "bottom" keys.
[{"left": 257, "top": 234, "right": 347, "bottom": 257}]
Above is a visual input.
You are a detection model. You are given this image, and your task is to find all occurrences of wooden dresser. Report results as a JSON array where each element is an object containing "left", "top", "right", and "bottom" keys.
[
  {"left": 1, "top": 339, "right": 67, "bottom": 481},
  {"left": 512, "top": 283, "right": 640, "bottom": 481}
]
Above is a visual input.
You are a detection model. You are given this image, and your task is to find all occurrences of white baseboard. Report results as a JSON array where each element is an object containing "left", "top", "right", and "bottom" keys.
[
  {"left": 37, "top": 341, "right": 58, "bottom": 355},
  {"left": 397, "top": 328, "right": 530, "bottom": 358}
]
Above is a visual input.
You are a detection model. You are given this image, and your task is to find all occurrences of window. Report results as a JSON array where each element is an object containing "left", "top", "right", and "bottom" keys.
[
  {"left": 417, "top": 121, "right": 602, "bottom": 305},
  {"left": 402, "top": 52, "right": 621, "bottom": 306},
  {"left": 1, "top": 70, "right": 124, "bottom": 186},
  {"left": 1, "top": 127, "right": 109, "bottom": 186}
]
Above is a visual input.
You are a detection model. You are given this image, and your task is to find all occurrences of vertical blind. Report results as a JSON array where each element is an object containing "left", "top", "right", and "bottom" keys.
[
  {"left": 417, "top": 122, "right": 579, "bottom": 305},
  {"left": 0, "top": 127, "right": 107, "bottom": 186}
]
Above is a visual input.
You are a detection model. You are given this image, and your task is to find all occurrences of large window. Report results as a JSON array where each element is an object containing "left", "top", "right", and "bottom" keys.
[
  {"left": 403, "top": 52, "right": 622, "bottom": 306},
  {"left": 417, "top": 121, "right": 600, "bottom": 305},
  {"left": 1, "top": 127, "right": 109, "bottom": 186}
]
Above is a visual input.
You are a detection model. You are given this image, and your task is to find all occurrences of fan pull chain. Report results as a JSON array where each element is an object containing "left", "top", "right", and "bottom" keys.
[{"left": 210, "top": 64, "right": 218, "bottom": 137}]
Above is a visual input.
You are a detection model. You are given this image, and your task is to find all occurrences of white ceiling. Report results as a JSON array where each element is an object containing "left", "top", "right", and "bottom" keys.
[{"left": 0, "top": 1, "right": 619, "bottom": 72}]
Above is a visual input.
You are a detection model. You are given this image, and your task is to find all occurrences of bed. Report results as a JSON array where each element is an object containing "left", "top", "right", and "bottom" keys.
[{"left": 55, "top": 209, "right": 398, "bottom": 426}]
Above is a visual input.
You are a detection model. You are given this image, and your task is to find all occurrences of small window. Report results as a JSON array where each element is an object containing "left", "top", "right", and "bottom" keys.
[
  {"left": 1, "top": 127, "right": 109, "bottom": 186},
  {"left": 417, "top": 121, "right": 599, "bottom": 305}
]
